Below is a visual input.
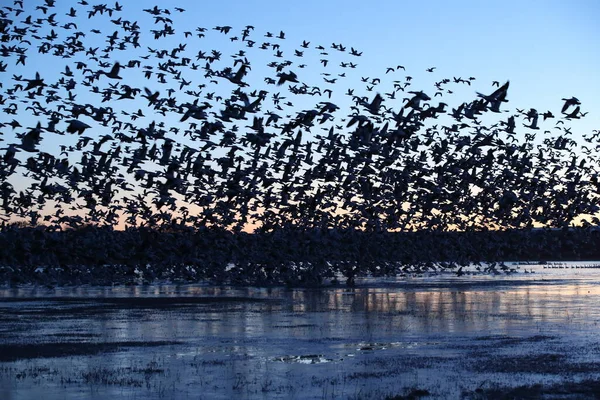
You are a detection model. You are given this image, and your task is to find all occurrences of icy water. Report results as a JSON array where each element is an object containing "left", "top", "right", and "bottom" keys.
[{"left": 2, "top": 262, "right": 600, "bottom": 399}]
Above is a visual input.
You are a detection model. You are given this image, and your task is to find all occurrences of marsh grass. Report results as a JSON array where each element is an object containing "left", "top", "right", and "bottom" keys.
[
  {"left": 461, "top": 380, "right": 600, "bottom": 399},
  {"left": 0, "top": 341, "right": 181, "bottom": 362}
]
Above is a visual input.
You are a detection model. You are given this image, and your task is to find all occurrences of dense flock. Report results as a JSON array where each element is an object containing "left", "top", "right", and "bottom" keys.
[{"left": 0, "top": 1, "right": 599, "bottom": 285}]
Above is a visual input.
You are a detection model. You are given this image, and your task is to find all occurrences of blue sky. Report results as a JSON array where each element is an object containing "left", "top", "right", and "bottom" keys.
[
  {"left": 14, "top": 0, "right": 598, "bottom": 135},
  {"left": 185, "top": 0, "right": 599, "bottom": 116}
]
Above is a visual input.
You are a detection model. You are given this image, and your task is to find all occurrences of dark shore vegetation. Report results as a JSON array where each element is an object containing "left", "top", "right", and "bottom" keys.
[{"left": 2, "top": 224, "right": 600, "bottom": 286}]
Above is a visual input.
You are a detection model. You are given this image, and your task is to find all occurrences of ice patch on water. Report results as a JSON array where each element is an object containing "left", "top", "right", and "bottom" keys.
[{"left": 273, "top": 354, "right": 333, "bottom": 364}]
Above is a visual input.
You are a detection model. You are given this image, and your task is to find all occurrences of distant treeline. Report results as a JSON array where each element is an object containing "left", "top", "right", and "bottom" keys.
[{"left": 1, "top": 224, "right": 599, "bottom": 286}]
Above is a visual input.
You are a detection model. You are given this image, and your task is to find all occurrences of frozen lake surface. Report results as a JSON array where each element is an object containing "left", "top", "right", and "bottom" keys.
[{"left": 2, "top": 262, "right": 600, "bottom": 399}]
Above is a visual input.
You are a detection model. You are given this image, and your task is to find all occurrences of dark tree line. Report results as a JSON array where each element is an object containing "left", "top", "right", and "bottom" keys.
[{"left": 1, "top": 224, "right": 599, "bottom": 286}]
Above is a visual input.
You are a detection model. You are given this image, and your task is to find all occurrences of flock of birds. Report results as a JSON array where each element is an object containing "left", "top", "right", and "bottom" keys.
[{"left": 0, "top": 1, "right": 599, "bottom": 284}]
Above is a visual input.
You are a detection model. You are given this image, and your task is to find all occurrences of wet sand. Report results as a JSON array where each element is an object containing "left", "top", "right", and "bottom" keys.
[{"left": 1, "top": 264, "right": 600, "bottom": 399}]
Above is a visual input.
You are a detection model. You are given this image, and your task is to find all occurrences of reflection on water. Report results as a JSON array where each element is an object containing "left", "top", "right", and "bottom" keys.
[
  {"left": 2, "top": 262, "right": 600, "bottom": 399},
  {"left": 2, "top": 263, "right": 600, "bottom": 337}
]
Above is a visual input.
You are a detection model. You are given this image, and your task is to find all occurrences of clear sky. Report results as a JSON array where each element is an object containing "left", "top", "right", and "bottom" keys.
[
  {"left": 12, "top": 0, "right": 599, "bottom": 136},
  {"left": 172, "top": 0, "right": 600, "bottom": 119}
]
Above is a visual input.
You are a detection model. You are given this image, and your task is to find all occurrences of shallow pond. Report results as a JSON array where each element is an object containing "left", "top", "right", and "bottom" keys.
[{"left": 2, "top": 262, "right": 600, "bottom": 399}]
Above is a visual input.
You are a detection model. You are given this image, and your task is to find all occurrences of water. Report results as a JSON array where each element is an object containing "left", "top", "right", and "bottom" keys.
[{"left": 2, "top": 262, "right": 600, "bottom": 399}]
